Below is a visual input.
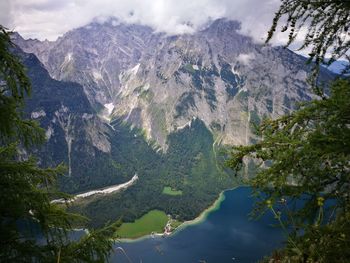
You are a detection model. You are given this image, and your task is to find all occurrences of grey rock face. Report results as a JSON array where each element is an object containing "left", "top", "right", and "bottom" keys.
[
  {"left": 18, "top": 50, "right": 119, "bottom": 193},
  {"left": 16, "top": 18, "right": 334, "bottom": 150},
  {"left": 15, "top": 21, "right": 155, "bottom": 107}
]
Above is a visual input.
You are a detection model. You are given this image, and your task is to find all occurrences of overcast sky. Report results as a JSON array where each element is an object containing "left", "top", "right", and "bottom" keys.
[{"left": 1, "top": 0, "right": 290, "bottom": 45}]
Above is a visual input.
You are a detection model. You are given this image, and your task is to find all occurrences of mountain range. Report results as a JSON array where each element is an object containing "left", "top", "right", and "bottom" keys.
[{"left": 13, "top": 18, "right": 335, "bottom": 227}]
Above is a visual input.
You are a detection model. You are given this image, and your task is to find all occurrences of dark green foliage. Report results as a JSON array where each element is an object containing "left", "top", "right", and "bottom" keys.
[
  {"left": 226, "top": 2, "right": 350, "bottom": 260},
  {"left": 23, "top": 53, "right": 92, "bottom": 114},
  {"left": 267, "top": 0, "right": 350, "bottom": 85},
  {"left": 236, "top": 90, "right": 249, "bottom": 102},
  {"left": 249, "top": 110, "right": 261, "bottom": 128},
  {"left": 0, "top": 27, "right": 43, "bottom": 147},
  {"left": 0, "top": 26, "right": 116, "bottom": 262},
  {"left": 226, "top": 79, "right": 350, "bottom": 262},
  {"left": 15, "top": 47, "right": 133, "bottom": 194},
  {"left": 230, "top": 2, "right": 350, "bottom": 260},
  {"left": 70, "top": 119, "right": 237, "bottom": 228}
]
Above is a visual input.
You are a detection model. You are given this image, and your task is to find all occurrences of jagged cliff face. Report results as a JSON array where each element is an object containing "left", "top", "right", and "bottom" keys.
[
  {"left": 16, "top": 19, "right": 334, "bottom": 150},
  {"left": 13, "top": 18, "right": 336, "bottom": 225},
  {"left": 15, "top": 21, "right": 154, "bottom": 107},
  {"left": 113, "top": 20, "right": 313, "bottom": 148},
  {"left": 18, "top": 50, "right": 123, "bottom": 193}
]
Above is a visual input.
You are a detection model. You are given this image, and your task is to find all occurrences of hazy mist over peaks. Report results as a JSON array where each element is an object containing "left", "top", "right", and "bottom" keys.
[{"left": 1, "top": 0, "right": 281, "bottom": 44}]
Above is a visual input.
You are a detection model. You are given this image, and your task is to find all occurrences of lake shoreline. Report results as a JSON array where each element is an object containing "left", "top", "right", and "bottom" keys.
[
  {"left": 117, "top": 186, "right": 240, "bottom": 243},
  {"left": 110, "top": 186, "right": 285, "bottom": 263}
]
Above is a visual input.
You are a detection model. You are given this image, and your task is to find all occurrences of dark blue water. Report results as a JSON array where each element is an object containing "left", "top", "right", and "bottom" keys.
[{"left": 111, "top": 187, "right": 285, "bottom": 263}]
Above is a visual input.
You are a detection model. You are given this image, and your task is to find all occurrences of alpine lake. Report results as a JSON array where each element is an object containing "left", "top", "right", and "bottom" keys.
[{"left": 110, "top": 187, "right": 285, "bottom": 263}]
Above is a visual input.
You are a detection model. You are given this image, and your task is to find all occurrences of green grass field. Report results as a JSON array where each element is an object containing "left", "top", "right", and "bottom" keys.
[
  {"left": 162, "top": 186, "right": 183, "bottom": 196},
  {"left": 117, "top": 210, "right": 168, "bottom": 238}
]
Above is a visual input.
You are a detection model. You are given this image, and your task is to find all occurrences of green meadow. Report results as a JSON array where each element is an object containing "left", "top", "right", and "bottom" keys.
[
  {"left": 162, "top": 186, "right": 183, "bottom": 196},
  {"left": 117, "top": 210, "right": 168, "bottom": 238}
]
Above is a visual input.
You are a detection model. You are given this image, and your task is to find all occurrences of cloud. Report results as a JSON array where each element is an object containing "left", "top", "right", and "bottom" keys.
[
  {"left": 0, "top": 0, "right": 12, "bottom": 28},
  {"left": 237, "top": 53, "right": 255, "bottom": 66},
  {"left": 0, "top": 0, "right": 286, "bottom": 45}
]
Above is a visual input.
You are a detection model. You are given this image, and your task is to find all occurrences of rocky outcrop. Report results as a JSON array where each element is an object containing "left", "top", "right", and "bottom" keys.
[
  {"left": 18, "top": 50, "right": 123, "bottom": 193},
  {"left": 15, "top": 18, "right": 335, "bottom": 151}
]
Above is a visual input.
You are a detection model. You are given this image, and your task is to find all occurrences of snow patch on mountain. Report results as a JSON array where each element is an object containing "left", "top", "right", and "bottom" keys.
[
  {"left": 130, "top": 63, "right": 140, "bottom": 75},
  {"left": 92, "top": 70, "right": 103, "bottom": 80},
  {"left": 31, "top": 110, "right": 46, "bottom": 119},
  {"left": 104, "top": 103, "right": 115, "bottom": 115}
]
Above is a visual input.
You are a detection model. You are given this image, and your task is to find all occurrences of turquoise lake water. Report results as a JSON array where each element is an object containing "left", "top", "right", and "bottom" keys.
[{"left": 111, "top": 187, "right": 285, "bottom": 263}]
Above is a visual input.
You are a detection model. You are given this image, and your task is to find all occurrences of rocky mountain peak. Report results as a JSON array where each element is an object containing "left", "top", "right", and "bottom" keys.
[
  {"left": 15, "top": 18, "right": 334, "bottom": 150},
  {"left": 202, "top": 18, "right": 241, "bottom": 35}
]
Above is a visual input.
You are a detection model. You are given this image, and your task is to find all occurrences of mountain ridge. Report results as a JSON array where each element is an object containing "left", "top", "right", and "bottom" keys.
[
  {"left": 11, "top": 18, "right": 336, "bottom": 228},
  {"left": 15, "top": 19, "right": 335, "bottom": 152}
]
